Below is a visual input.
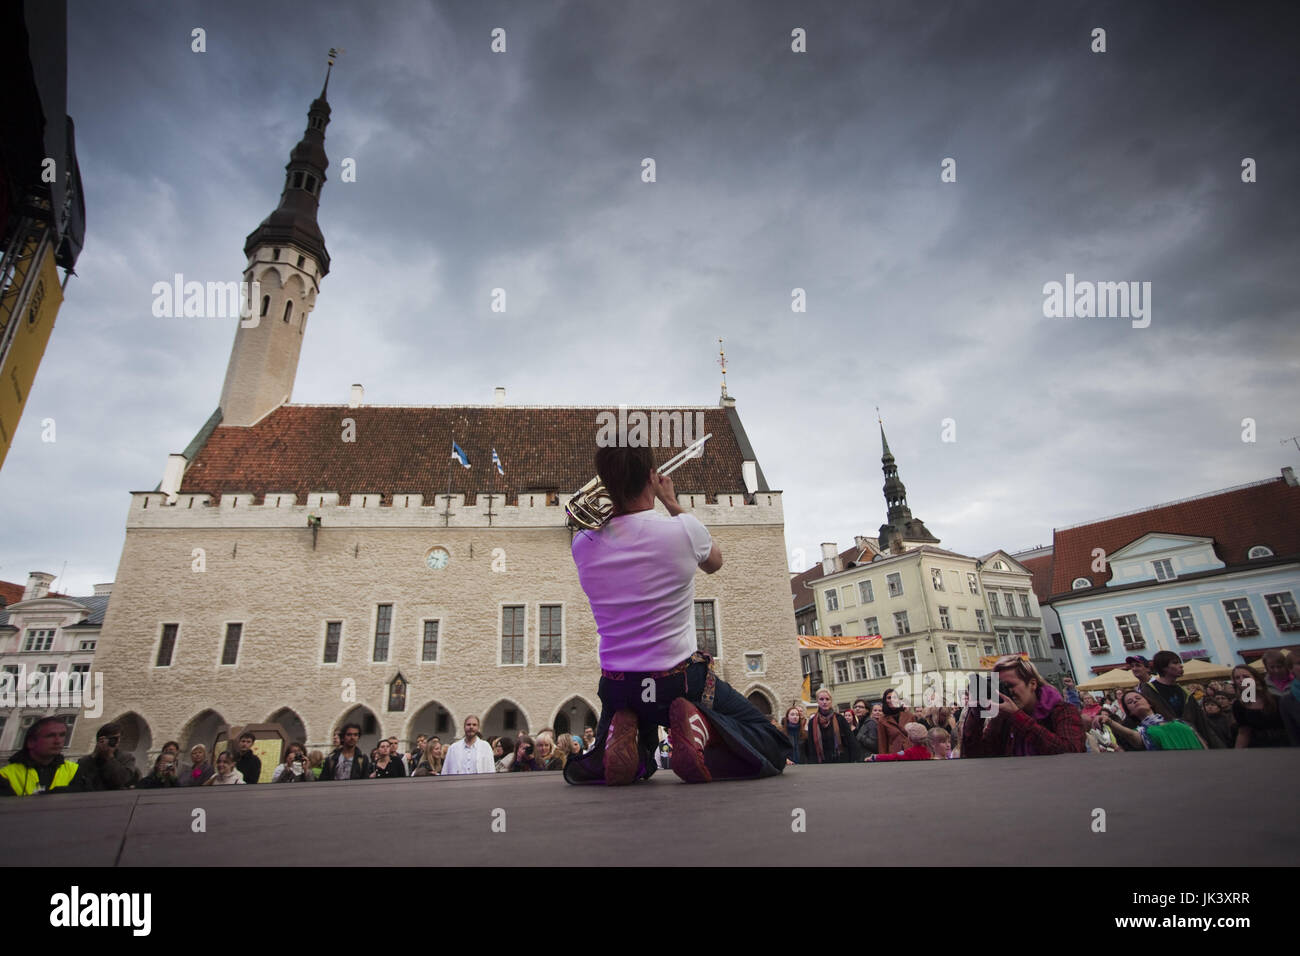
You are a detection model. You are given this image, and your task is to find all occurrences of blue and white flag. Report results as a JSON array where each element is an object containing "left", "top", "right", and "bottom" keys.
[
  {"left": 451, "top": 441, "right": 471, "bottom": 468},
  {"left": 491, "top": 448, "right": 504, "bottom": 476}
]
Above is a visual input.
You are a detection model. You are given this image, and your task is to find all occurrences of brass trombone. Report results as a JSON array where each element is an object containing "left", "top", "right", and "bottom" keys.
[{"left": 565, "top": 433, "right": 713, "bottom": 531}]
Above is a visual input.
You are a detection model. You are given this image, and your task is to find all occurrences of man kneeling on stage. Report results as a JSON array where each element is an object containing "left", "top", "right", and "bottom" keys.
[{"left": 565, "top": 444, "right": 792, "bottom": 785}]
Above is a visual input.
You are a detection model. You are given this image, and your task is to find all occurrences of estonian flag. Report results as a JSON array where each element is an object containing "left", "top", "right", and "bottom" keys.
[
  {"left": 492, "top": 448, "right": 504, "bottom": 476},
  {"left": 451, "top": 441, "right": 471, "bottom": 468}
]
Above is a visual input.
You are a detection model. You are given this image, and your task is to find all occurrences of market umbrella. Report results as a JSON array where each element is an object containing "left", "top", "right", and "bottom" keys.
[
  {"left": 1177, "top": 658, "right": 1233, "bottom": 681},
  {"left": 1077, "top": 668, "right": 1137, "bottom": 692}
]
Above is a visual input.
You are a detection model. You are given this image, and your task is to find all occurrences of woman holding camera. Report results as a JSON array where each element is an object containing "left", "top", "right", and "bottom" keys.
[
  {"left": 508, "top": 735, "right": 545, "bottom": 771},
  {"left": 271, "top": 743, "right": 315, "bottom": 783}
]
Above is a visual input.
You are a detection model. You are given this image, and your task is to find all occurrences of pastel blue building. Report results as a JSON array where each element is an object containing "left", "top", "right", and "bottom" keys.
[{"left": 1040, "top": 471, "right": 1300, "bottom": 678}]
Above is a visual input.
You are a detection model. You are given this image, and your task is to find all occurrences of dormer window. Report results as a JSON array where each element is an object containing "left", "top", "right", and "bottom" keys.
[
  {"left": 1152, "top": 559, "right": 1175, "bottom": 581},
  {"left": 1248, "top": 546, "right": 1273, "bottom": 559},
  {"left": 1071, "top": 577, "right": 1092, "bottom": 590}
]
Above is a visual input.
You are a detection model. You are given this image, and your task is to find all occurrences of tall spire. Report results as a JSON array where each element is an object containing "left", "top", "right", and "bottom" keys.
[
  {"left": 220, "top": 59, "right": 338, "bottom": 427},
  {"left": 876, "top": 416, "right": 939, "bottom": 554},
  {"left": 242, "top": 52, "right": 336, "bottom": 276}
]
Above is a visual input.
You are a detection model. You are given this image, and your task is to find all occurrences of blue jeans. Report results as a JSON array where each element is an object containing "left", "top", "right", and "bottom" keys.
[{"left": 564, "top": 655, "right": 792, "bottom": 784}]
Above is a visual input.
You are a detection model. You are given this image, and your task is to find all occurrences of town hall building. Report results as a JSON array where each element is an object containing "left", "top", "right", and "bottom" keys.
[{"left": 72, "top": 66, "right": 801, "bottom": 769}]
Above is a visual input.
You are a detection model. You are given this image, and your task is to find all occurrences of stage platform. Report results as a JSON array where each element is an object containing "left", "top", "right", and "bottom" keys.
[{"left": 3, "top": 750, "right": 1296, "bottom": 866}]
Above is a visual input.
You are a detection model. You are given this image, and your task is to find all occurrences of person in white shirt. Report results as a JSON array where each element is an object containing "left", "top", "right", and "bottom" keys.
[
  {"left": 564, "top": 443, "right": 792, "bottom": 786},
  {"left": 440, "top": 715, "right": 496, "bottom": 775}
]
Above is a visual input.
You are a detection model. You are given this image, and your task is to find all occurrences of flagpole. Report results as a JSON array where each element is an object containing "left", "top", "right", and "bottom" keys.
[{"left": 444, "top": 434, "right": 454, "bottom": 527}]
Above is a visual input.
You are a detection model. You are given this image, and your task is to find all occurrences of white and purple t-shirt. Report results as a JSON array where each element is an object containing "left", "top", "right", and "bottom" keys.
[{"left": 572, "top": 509, "right": 713, "bottom": 672}]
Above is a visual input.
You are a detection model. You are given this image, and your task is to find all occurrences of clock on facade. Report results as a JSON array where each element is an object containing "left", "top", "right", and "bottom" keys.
[{"left": 425, "top": 547, "right": 450, "bottom": 570}]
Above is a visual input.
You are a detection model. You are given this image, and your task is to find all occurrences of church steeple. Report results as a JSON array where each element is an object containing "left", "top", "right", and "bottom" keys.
[
  {"left": 241, "top": 60, "right": 333, "bottom": 275},
  {"left": 876, "top": 418, "right": 940, "bottom": 554},
  {"left": 219, "top": 55, "right": 337, "bottom": 427}
]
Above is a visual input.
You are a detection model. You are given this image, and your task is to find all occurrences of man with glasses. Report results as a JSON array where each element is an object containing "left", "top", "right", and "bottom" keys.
[
  {"left": 1, "top": 716, "right": 89, "bottom": 796},
  {"left": 80, "top": 721, "right": 140, "bottom": 790},
  {"left": 320, "top": 723, "right": 371, "bottom": 780}
]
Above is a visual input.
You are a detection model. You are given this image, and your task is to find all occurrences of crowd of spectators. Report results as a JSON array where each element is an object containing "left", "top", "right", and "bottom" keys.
[
  {"left": 3, "top": 650, "right": 1296, "bottom": 795},
  {"left": 770, "top": 649, "right": 1299, "bottom": 762}
]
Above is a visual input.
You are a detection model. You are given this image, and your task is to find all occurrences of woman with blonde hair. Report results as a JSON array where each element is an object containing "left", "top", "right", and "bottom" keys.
[
  {"left": 411, "top": 738, "right": 444, "bottom": 776},
  {"left": 551, "top": 734, "right": 576, "bottom": 771}
]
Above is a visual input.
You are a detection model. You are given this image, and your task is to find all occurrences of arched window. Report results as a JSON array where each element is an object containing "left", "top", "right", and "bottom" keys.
[
  {"left": 259, "top": 295, "right": 270, "bottom": 318},
  {"left": 1248, "top": 545, "right": 1274, "bottom": 559},
  {"left": 1071, "top": 577, "right": 1092, "bottom": 590},
  {"left": 305, "top": 175, "right": 317, "bottom": 194},
  {"left": 291, "top": 170, "right": 304, "bottom": 190},
  {"left": 283, "top": 300, "right": 294, "bottom": 323}
]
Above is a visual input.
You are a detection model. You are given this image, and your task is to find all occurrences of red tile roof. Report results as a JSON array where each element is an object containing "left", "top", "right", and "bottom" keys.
[
  {"left": 179, "top": 405, "right": 766, "bottom": 505},
  {"left": 0, "top": 581, "right": 25, "bottom": 606},
  {"left": 1048, "top": 476, "right": 1300, "bottom": 598}
]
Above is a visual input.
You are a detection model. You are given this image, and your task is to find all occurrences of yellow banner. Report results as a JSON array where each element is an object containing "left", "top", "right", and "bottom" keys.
[
  {"left": 797, "top": 634, "right": 884, "bottom": 650},
  {"left": 0, "top": 240, "right": 63, "bottom": 469},
  {"left": 979, "top": 652, "right": 1027, "bottom": 670}
]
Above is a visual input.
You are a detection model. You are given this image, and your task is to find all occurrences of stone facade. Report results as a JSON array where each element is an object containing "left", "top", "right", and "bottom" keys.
[{"left": 72, "top": 490, "right": 800, "bottom": 760}]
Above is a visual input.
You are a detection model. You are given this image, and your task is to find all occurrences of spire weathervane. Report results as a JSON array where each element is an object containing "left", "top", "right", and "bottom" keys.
[
  {"left": 718, "top": 338, "right": 728, "bottom": 400},
  {"left": 322, "top": 47, "right": 344, "bottom": 96}
]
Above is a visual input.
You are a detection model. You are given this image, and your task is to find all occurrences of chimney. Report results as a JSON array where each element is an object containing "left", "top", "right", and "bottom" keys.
[
  {"left": 820, "top": 542, "right": 839, "bottom": 575},
  {"left": 160, "top": 454, "right": 186, "bottom": 500},
  {"left": 349, "top": 384, "right": 364, "bottom": 409},
  {"left": 1284, "top": 466, "right": 1297, "bottom": 487},
  {"left": 494, "top": 386, "right": 506, "bottom": 407},
  {"left": 24, "top": 572, "right": 56, "bottom": 601},
  {"left": 93, "top": 583, "right": 114, "bottom": 596},
  {"left": 741, "top": 460, "right": 758, "bottom": 494}
]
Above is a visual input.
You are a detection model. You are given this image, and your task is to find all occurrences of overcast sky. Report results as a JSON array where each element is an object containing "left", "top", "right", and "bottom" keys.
[{"left": 2, "top": 0, "right": 1297, "bottom": 598}]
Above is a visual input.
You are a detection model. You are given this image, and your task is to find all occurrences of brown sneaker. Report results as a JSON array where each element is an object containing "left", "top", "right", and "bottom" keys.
[
  {"left": 604, "top": 709, "right": 640, "bottom": 786},
  {"left": 669, "top": 698, "right": 714, "bottom": 784}
]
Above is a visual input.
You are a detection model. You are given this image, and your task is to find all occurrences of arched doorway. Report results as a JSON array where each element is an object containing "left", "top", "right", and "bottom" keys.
[
  {"left": 266, "top": 707, "right": 309, "bottom": 748},
  {"left": 406, "top": 701, "right": 454, "bottom": 746},
  {"left": 335, "top": 706, "right": 382, "bottom": 756},
  {"left": 110, "top": 712, "right": 153, "bottom": 768},
  {"left": 745, "top": 689, "right": 774, "bottom": 716},
  {"left": 179, "top": 709, "right": 227, "bottom": 756},
  {"left": 553, "top": 696, "right": 598, "bottom": 737},
  {"left": 481, "top": 700, "right": 529, "bottom": 739}
]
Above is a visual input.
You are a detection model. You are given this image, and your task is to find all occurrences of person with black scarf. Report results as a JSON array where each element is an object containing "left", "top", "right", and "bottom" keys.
[
  {"left": 803, "top": 688, "right": 861, "bottom": 764},
  {"left": 782, "top": 704, "right": 807, "bottom": 764},
  {"left": 875, "top": 689, "right": 917, "bottom": 756}
]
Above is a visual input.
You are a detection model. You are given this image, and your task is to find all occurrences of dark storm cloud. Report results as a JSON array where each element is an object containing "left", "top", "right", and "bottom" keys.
[{"left": 0, "top": 0, "right": 1295, "bottom": 596}]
